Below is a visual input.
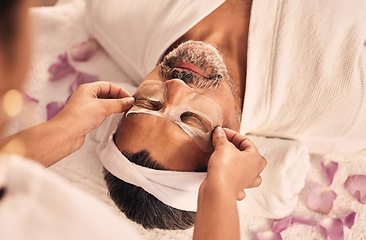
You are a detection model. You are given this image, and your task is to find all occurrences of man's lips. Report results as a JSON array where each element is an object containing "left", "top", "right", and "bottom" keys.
[{"left": 173, "top": 62, "right": 209, "bottom": 78}]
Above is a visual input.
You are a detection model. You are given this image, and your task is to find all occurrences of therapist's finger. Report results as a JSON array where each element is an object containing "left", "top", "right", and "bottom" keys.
[
  {"left": 223, "top": 128, "right": 257, "bottom": 152},
  {"left": 100, "top": 97, "right": 135, "bottom": 115},
  {"left": 246, "top": 175, "right": 263, "bottom": 189},
  {"left": 237, "top": 190, "right": 246, "bottom": 201},
  {"left": 237, "top": 176, "right": 262, "bottom": 201},
  {"left": 211, "top": 126, "right": 229, "bottom": 149}
]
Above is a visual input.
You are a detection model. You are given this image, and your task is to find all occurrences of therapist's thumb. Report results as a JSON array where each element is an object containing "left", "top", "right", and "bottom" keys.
[
  {"left": 212, "top": 126, "right": 228, "bottom": 149},
  {"left": 102, "top": 97, "right": 135, "bottom": 115}
]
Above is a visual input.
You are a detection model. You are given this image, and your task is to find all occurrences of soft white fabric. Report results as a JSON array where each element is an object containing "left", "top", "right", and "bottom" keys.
[
  {"left": 238, "top": 135, "right": 310, "bottom": 218},
  {"left": 84, "top": 0, "right": 225, "bottom": 86},
  {"left": 100, "top": 135, "right": 206, "bottom": 212},
  {"left": 0, "top": 154, "right": 142, "bottom": 240},
  {"left": 242, "top": 0, "right": 366, "bottom": 154}
]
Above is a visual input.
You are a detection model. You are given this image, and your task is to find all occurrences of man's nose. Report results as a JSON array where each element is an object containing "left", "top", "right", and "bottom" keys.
[{"left": 164, "top": 79, "right": 195, "bottom": 105}]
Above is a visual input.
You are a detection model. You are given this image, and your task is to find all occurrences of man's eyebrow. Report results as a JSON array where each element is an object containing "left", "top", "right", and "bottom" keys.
[{"left": 121, "top": 149, "right": 167, "bottom": 170}]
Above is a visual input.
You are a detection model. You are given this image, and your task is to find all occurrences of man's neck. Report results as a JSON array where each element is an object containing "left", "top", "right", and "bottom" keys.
[{"left": 164, "top": 0, "right": 252, "bottom": 112}]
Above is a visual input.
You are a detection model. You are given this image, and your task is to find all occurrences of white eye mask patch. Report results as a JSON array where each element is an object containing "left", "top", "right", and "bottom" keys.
[{"left": 126, "top": 80, "right": 224, "bottom": 152}]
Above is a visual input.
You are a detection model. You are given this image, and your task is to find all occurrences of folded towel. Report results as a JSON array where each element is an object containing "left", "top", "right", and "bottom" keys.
[{"left": 238, "top": 135, "right": 310, "bottom": 218}]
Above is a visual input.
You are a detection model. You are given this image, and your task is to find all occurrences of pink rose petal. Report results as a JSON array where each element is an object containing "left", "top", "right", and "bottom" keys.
[
  {"left": 21, "top": 90, "right": 39, "bottom": 104},
  {"left": 47, "top": 101, "right": 64, "bottom": 120},
  {"left": 306, "top": 184, "right": 337, "bottom": 214},
  {"left": 342, "top": 212, "right": 356, "bottom": 229},
  {"left": 321, "top": 159, "right": 338, "bottom": 186},
  {"left": 256, "top": 231, "right": 282, "bottom": 240},
  {"left": 69, "top": 72, "right": 100, "bottom": 93},
  {"left": 71, "top": 38, "right": 99, "bottom": 61},
  {"left": 271, "top": 215, "right": 317, "bottom": 234},
  {"left": 48, "top": 53, "right": 76, "bottom": 81},
  {"left": 319, "top": 218, "right": 344, "bottom": 240},
  {"left": 271, "top": 216, "right": 292, "bottom": 233},
  {"left": 344, "top": 175, "right": 366, "bottom": 204},
  {"left": 291, "top": 215, "right": 317, "bottom": 226}
]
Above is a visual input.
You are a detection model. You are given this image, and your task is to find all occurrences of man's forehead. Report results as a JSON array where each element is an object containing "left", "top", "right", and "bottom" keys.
[{"left": 116, "top": 114, "right": 210, "bottom": 171}]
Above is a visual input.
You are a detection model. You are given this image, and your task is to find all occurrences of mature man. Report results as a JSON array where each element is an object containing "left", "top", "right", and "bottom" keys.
[{"left": 86, "top": 0, "right": 366, "bottom": 230}]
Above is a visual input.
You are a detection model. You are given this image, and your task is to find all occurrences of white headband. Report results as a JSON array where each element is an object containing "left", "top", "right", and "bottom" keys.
[{"left": 100, "top": 134, "right": 207, "bottom": 212}]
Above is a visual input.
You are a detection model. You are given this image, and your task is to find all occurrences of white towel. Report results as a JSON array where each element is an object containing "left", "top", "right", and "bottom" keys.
[
  {"left": 238, "top": 135, "right": 310, "bottom": 218},
  {"left": 242, "top": 0, "right": 366, "bottom": 154},
  {"left": 0, "top": 154, "right": 142, "bottom": 240},
  {"left": 100, "top": 134, "right": 207, "bottom": 212},
  {"left": 84, "top": 0, "right": 225, "bottom": 86}
]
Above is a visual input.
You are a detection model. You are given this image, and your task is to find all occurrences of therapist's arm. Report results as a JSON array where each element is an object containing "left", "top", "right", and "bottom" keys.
[
  {"left": 0, "top": 81, "right": 134, "bottom": 167},
  {"left": 193, "top": 127, "right": 266, "bottom": 240}
]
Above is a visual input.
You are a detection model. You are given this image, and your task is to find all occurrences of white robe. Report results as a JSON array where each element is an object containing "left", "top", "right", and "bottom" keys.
[{"left": 242, "top": 0, "right": 366, "bottom": 154}]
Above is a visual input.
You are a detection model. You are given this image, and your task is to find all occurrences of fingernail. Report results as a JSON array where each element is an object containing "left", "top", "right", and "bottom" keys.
[
  {"left": 125, "top": 97, "right": 135, "bottom": 105},
  {"left": 215, "top": 126, "right": 225, "bottom": 137}
]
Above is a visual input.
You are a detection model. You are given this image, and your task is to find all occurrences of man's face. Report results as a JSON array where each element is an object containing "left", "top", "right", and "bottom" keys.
[{"left": 115, "top": 41, "right": 240, "bottom": 171}]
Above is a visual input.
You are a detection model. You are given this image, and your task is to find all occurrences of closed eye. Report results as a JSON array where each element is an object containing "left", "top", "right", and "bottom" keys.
[
  {"left": 134, "top": 98, "right": 162, "bottom": 110},
  {"left": 180, "top": 112, "right": 212, "bottom": 133}
]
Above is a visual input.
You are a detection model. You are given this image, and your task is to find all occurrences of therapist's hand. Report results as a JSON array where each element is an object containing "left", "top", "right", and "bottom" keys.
[
  {"left": 0, "top": 81, "right": 135, "bottom": 167},
  {"left": 52, "top": 81, "right": 134, "bottom": 150},
  {"left": 193, "top": 127, "right": 266, "bottom": 240},
  {"left": 204, "top": 127, "right": 266, "bottom": 201}
]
